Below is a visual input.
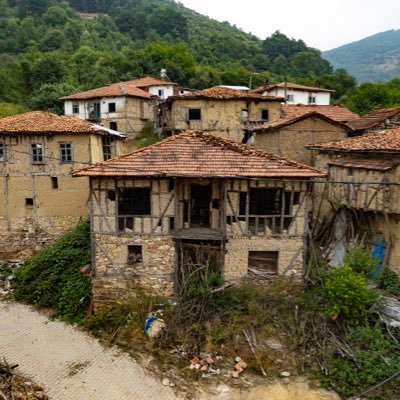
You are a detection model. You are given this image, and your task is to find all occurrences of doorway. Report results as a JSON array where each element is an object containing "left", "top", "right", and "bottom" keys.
[{"left": 190, "top": 184, "right": 211, "bottom": 227}]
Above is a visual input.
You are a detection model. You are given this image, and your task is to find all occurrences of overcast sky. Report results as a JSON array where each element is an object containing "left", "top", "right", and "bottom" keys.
[{"left": 178, "top": 0, "right": 400, "bottom": 51}]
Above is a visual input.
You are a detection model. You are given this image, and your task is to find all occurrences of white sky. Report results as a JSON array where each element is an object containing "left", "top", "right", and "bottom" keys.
[{"left": 178, "top": 0, "right": 400, "bottom": 51}]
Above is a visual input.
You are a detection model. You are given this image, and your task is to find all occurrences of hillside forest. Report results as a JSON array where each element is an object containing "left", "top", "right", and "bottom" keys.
[{"left": 0, "top": 0, "right": 399, "bottom": 117}]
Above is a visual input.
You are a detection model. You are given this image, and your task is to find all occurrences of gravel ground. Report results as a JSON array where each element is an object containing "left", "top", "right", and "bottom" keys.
[{"left": 0, "top": 301, "right": 179, "bottom": 400}]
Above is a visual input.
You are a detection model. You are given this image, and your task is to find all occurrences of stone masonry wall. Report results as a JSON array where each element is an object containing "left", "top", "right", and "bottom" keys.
[{"left": 93, "top": 234, "right": 175, "bottom": 308}]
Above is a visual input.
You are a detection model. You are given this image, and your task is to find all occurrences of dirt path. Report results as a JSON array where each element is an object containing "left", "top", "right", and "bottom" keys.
[{"left": 0, "top": 301, "right": 179, "bottom": 400}]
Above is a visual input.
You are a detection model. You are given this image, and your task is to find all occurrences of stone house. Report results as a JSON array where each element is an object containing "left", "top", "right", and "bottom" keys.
[
  {"left": 248, "top": 111, "right": 354, "bottom": 166},
  {"left": 73, "top": 130, "right": 324, "bottom": 307},
  {"left": 160, "top": 86, "right": 284, "bottom": 142},
  {"left": 61, "top": 77, "right": 178, "bottom": 136},
  {"left": 0, "top": 111, "right": 125, "bottom": 258},
  {"left": 346, "top": 106, "right": 400, "bottom": 136},
  {"left": 307, "top": 128, "right": 400, "bottom": 273},
  {"left": 252, "top": 82, "right": 334, "bottom": 105}
]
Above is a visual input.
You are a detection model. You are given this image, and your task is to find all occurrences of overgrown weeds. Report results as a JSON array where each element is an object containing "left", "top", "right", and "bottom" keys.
[{"left": 13, "top": 220, "right": 91, "bottom": 322}]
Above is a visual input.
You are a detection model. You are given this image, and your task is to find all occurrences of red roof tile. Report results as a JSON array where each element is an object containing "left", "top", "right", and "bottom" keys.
[
  {"left": 251, "top": 111, "right": 352, "bottom": 132},
  {"left": 73, "top": 131, "right": 324, "bottom": 178},
  {"left": 60, "top": 84, "right": 155, "bottom": 101},
  {"left": 120, "top": 76, "right": 177, "bottom": 87},
  {"left": 347, "top": 107, "right": 400, "bottom": 130},
  {"left": 0, "top": 111, "right": 110, "bottom": 135},
  {"left": 282, "top": 104, "right": 359, "bottom": 123},
  {"left": 308, "top": 127, "right": 400, "bottom": 152},
  {"left": 253, "top": 82, "right": 335, "bottom": 93},
  {"left": 170, "top": 86, "right": 284, "bottom": 101},
  {"left": 328, "top": 158, "right": 398, "bottom": 171}
]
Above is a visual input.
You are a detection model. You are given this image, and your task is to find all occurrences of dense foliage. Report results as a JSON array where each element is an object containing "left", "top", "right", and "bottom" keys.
[
  {"left": 0, "top": 0, "right": 355, "bottom": 114},
  {"left": 13, "top": 220, "right": 91, "bottom": 322},
  {"left": 323, "top": 29, "right": 400, "bottom": 83}
]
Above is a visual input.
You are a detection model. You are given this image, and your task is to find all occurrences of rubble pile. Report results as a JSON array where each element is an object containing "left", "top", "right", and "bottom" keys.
[
  {"left": 0, "top": 260, "right": 23, "bottom": 297},
  {"left": 0, "top": 359, "right": 48, "bottom": 400}
]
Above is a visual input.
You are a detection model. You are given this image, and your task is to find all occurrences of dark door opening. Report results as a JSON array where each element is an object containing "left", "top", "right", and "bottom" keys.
[{"left": 190, "top": 184, "right": 211, "bottom": 227}]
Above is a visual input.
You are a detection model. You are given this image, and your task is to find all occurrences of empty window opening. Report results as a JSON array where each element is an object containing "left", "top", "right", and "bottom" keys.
[
  {"left": 260, "top": 109, "right": 269, "bottom": 121},
  {"left": 188, "top": 108, "right": 201, "bottom": 121},
  {"left": 72, "top": 104, "right": 79, "bottom": 114},
  {"left": 102, "top": 136, "right": 114, "bottom": 161},
  {"left": 25, "top": 198, "right": 34, "bottom": 206},
  {"left": 109, "top": 121, "right": 118, "bottom": 131},
  {"left": 30, "top": 143, "right": 44, "bottom": 164},
  {"left": 168, "top": 178, "right": 175, "bottom": 192},
  {"left": 241, "top": 109, "right": 249, "bottom": 121},
  {"left": 59, "top": 143, "right": 72, "bottom": 163},
  {"left": 107, "top": 190, "right": 116, "bottom": 201},
  {"left": 118, "top": 188, "right": 151, "bottom": 215},
  {"left": 108, "top": 102, "right": 116, "bottom": 113},
  {"left": 248, "top": 251, "right": 278, "bottom": 276},
  {"left": 158, "top": 89, "right": 164, "bottom": 97},
  {"left": 0, "top": 143, "right": 5, "bottom": 162},
  {"left": 51, "top": 177, "right": 58, "bottom": 189},
  {"left": 127, "top": 245, "right": 142, "bottom": 264},
  {"left": 240, "top": 188, "right": 282, "bottom": 215},
  {"left": 190, "top": 184, "right": 211, "bottom": 227}
]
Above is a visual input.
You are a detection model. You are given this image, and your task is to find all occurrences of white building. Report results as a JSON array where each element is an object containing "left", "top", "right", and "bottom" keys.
[{"left": 253, "top": 82, "right": 334, "bottom": 105}]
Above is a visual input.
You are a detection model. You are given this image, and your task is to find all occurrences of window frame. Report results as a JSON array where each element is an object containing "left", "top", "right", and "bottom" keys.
[
  {"left": 188, "top": 108, "right": 202, "bottom": 121},
  {"left": 102, "top": 136, "right": 115, "bottom": 161},
  {"left": 118, "top": 187, "right": 151, "bottom": 216},
  {"left": 260, "top": 109, "right": 269, "bottom": 121},
  {"left": 108, "top": 102, "right": 116, "bottom": 113},
  {"left": 72, "top": 104, "right": 79, "bottom": 114},
  {"left": 59, "top": 142, "right": 73, "bottom": 164},
  {"left": 0, "top": 142, "right": 5, "bottom": 162},
  {"left": 30, "top": 143, "right": 45, "bottom": 164},
  {"left": 109, "top": 121, "right": 118, "bottom": 131},
  {"left": 286, "top": 94, "right": 294, "bottom": 102}
]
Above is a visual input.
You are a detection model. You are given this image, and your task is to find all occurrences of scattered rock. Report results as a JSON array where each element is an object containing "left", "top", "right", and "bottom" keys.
[
  {"left": 162, "top": 378, "right": 170, "bottom": 386},
  {"left": 231, "top": 371, "right": 240, "bottom": 379},
  {"left": 281, "top": 371, "right": 291, "bottom": 377},
  {"left": 282, "top": 377, "right": 291, "bottom": 384},
  {"left": 265, "top": 338, "right": 284, "bottom": 351}
]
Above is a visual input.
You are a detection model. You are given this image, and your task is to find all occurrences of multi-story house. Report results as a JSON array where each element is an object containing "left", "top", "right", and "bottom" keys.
[
  {"left": 74, "top": 130, "right": 324, "bottom": 308},
  {"left": 0, "top": 111, "right": 125, "bottom": 257},
  {"left": 160, "top": 86, "right": 284, "bottom": 142}
]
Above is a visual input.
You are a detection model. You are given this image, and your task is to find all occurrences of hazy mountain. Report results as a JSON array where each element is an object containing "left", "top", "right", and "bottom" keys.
[{"left": 323, "top": 29, "right": 400, "bottom": 83}]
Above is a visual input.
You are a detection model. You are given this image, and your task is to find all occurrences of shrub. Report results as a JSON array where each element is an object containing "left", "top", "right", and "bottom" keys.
[
  {"left": 328, "top": 324, "right": 400, "bottom": 399},
  {"left": 343, "top": 245, "right": 378, "bottom": 276},
  {"left": 13, "top": 220, "right": 91, "bottom": 322},
  {"left": 324, "top": 265, "right": 378, "bottom": 319},
  {"left": 379, "top": 269, "right": 400, "bottom": 297}
]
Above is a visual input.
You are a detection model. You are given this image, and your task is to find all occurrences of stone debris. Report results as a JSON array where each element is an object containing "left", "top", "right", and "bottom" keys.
[
  {"left": 0, "top": 359, "right": 49, "bottom": 400},
  {"left": 0, "top": 260, "right": 24, "bottom": 297},
  {"left": 231, "top": 356, "right": 247, "bottom": 378},
  {"left": 281, "top": 371, "right": 291, "bottom": 377},
  {"left": 161, "top": 378, "right": 170, "bottom": 386},
  {"left": 188, "top": 354, "right": 221, "bottom": 377}
]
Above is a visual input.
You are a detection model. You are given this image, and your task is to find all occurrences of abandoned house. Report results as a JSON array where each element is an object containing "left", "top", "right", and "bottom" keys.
[
  {"left": 248, "top": 111, "right": 354, "bottom": 166},
  {"left": 73, "top": 130, "right": 324, "bottom": 307},
  {"left": 252, "top": 82, "right": 335, "bottom": 105},
  {"left": 159, "top": 86, "right": 284, "bottom": 142},
  {"left": 61, "top": 77, "right": 178, "bottom": 137},
  {"left": 0, "top": 111, "right": 125, "bottom": 257},
  {"left": 346, "top": 106, "right": 400, "bottom": 136},
  {"left": 307, "top": 127, "right": 400, "bottom": 273}
]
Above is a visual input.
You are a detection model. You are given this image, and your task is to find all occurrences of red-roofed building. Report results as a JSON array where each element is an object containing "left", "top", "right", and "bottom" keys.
[
  {"left": 73, "top": 130, "right": 324, "bottom": 307},
  {"left": 0, "top": 112, "right": 125, "bottom": 257},
  {"left": 61, "top": 77, "right": 178, "bottom": 137},
  {"left": 306, "top": 128, "right": 400, "bottom": 273},
  {"left": 160, "top": 86, "right": 284, "bottom": 141},
  {"left": 253, "top": 82, "right": 334, "bottom": 105}
]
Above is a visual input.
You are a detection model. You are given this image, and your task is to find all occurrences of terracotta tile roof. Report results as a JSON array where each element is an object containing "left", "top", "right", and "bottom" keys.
[
  {"left": 251, "top": 111, "right": 353, "bottom": 132},
  {"left": 0, "top": 111, "right": 112, "bottom": 135},
  {"left": 308, "top": 127, "right": 400, "bottom": 153},
  {"left": 347, "top": 107, "right": 400, "bottom": 131},
  {"left": 328, "top": 157, "right": 398, "bottom": 171},
  {"left": 282, "top": 104, "right": 359, "bottom": 123},
  {"left": 253, "top": 82, "right": 335, "bottom": 93},
  {"left": 60, "top": 84, "right": 155, "bottom": 101},
  {"left": 73, "top": 130, "right": 324, "bottom": 178},
  {"left": 170, "top": 86, "right": 284, "bottom": 101},
  {"left": 120, "top": 76, "right": 177, "bottom": 87}
]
